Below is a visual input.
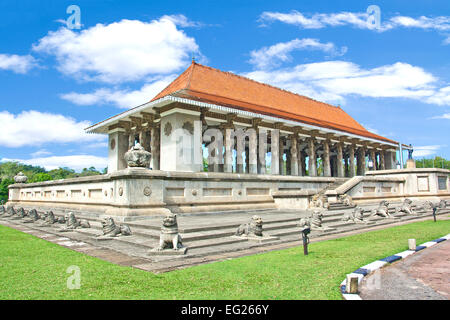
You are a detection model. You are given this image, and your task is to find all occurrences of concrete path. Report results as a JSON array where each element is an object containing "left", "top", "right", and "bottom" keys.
[{"left": 359, "top": 239, "right": 450, "bottom": 300}]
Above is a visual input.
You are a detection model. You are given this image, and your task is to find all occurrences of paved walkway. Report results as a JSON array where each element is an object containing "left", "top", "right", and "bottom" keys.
[{"left": 360, "top": 239, "right": 450, "bottom": 300}]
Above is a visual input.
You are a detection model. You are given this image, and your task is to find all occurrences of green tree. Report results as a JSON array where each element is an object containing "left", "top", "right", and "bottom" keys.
[
  {"left": 29, "top": 172, "right": 53, "bottom": 183},
  {"left": 0, "top": 178, "right": 14, "bottom": 202},
  {"left": 415, "top": 156, "right": 450, "bottom": 170}
]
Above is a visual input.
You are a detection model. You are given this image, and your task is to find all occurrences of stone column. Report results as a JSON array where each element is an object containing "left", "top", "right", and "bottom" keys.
[
  {"left": 248, "top": 130, "right": 258, "bottom": 174},
  {"left": 349, "top": 145, "right": 355, "bottom": 177},
  {"left": 323, "top": 140, "right": 331, "bottom": 177},
  {"left": 308, "top": 137, "right": 317, "bottom": 176},
  {"left": 297, "top": 145, "right": 304, "bottom": 176},
  {"left": 128, "top": 130, "right": 135, "bottom": 149},
  {"left": 290, "top": 135, "right": 299, "bottom": 176},
  {"left": 224, "top": 128, "right": 233, "bottom": 173},
  {"left": 336, "top": 143, "right": 344, "bottom": 177},
  {"left": 258, "top": 129, "right": 267, "bottom": 174},
  {"left": 380, "top": 151, "right": 386, "bottom": 170},
  {"left": 279, "top": 137, "right": 285, "bottom": 175},
  {"left": 357, "top": 147, "right": 366, "bottom": 176},
  {"left": 344, "top": 154, "right": 349, "bottom": 177},
  {"left": 271, "top": 129, "right": 280, "bottom": 175},
  {"left": 370, "top": 149, "right": 376, "bottom": 171},
  {"left": 151, "top": 125, "right": 160, "bottom": 170}
]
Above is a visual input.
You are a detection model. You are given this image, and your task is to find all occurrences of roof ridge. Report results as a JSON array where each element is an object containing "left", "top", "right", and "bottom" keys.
[
  {"left": 192, "top": 62, "right": 341, "bottom": 110},
  {"left": 179, "top": 88, "right": 375, "bottom": 137}
]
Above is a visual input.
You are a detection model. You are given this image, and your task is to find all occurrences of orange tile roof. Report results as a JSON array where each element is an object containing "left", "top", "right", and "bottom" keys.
[{"left": 152, "top": 62, "right": 397, "bottom": 144}]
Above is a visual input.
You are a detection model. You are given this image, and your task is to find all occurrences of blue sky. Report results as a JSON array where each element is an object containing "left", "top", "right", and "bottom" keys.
[{"left": 0, "top": 0, "right": 449, "bottom": 171}]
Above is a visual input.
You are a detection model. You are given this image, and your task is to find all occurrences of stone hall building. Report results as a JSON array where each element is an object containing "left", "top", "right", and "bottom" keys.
[{"left": 8, "top": 62, "right": 449, "bottom": 217}]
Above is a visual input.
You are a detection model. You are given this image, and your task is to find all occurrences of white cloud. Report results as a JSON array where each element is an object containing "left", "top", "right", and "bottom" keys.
[
  {"left": 430, "top": 112, "right": 450, "bottom": 120},
  {"left": 413, "top": 145, "right": 442, "bottom": 157},
  {"left": 60, "top": 75, "right": 175, "bottom": 108},
  {"left": 425, "top": 86, "right": 450, "bottom": 106},
  {"left": 249, "top": 38, "right": 347, "bottom": 69},
  {"left": 0, "top": 110, "right": 105, "bottom": 148},
  {"left": 244, "top": 61, "right": 439, "bottom": 105},
  {"left": 1, "top": 155, "right": 108, "bottom": 171},
  {"left": 259, "top": 10, "right": 371, "bottom": 30},
  {"left": 260, "top": 10, "right": 450, "bottom": 33},
  {"left": 0, "top": 54, "right": 36, "bottom": 74},
  {"left": 33, "top": 16, "right": 200, "bottom": 83},
  {"left": 31, "top": 149, "right": 52, "bottom": 158}
]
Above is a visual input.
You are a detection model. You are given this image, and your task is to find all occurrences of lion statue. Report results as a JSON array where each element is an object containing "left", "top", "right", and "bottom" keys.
[
  {"left": 98, "top": 216, "right": 132, "bottom": 238},
  {"left": 369, "top": 200, "right": 394, "bottom": 219},
  {"left": 5, "top": 206, "right": 16, "bottom": 217},
  {"left": 235, "top": 215, "right": 264, "bottom": 237},
  {"left": 11, "top": 207, "right": 27, "bottom": 220},
  {"left": 438, "top": 199, "right": 448, "bottom": 209},
  {"left": 342, "top": 207, "right": 367, "bottom": 224},
  {"left": 58, "top": 212, "right": 90, "bottom": 232},
  {"left": 309, "top": 194, "right": 330, "bottom": 210},
  {"left": 396, "top": 198, "right": 418, "bottom": 215},
  {"left": 155, "top": 213, "right": 184, "bottom": 251},
  {"left": 339, "top": 194, "right": 355, "bottom": 207},
  {"left": 41, "top": 211, "right": 59, "bottom": 225},
  {"left": 299, "top": 210, "right": 334, "bottom": 231},
  {"left": 22, "top": 209, "right": 40, "bottom": 223}
]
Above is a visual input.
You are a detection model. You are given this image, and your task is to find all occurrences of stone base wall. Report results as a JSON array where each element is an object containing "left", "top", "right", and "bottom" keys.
[
  {"left": 8, "top": 168, "right": 336, "bottom": 217},
  {"left": 334, "top": 168, "right": 450, "bottom": 204}
]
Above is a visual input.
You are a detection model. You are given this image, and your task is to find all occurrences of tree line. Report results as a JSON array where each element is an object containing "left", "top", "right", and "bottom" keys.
[{"left": 0, "top": 161, "right": 106, "bottom": 202}]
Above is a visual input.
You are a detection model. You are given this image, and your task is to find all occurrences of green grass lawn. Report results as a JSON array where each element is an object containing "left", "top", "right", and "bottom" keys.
[{"left": 0, "top": 220, "right": 449, "bottom": 300}]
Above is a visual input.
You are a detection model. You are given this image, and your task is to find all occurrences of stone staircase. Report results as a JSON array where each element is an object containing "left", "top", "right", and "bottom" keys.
[{"left": 2, "top": 201, "right": 448, "bottom": 264}]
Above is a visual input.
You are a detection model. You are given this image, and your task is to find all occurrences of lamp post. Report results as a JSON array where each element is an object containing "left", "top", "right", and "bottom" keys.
[{"left": 301, "top": 227, "right": 311, "bottom": 255}]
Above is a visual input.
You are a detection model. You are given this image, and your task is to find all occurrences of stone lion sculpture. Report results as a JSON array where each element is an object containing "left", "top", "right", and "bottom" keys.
[
  {"left": 58, "top": 212, "right": 90, "bottom": 232},
  {"left": 369, "top": 200, "right": 394, "bottom": 219},
  {"left": 342, "top": 207, "right": 368, "bottom": 224},
  {"left": 339, "top": 194, "right": 355, "bottom": 207},
  {"left": 5, "top": 206, "right": 16, "bottom": 217},
  {"left": 310, "top": 194, "right": 330, "bottom": 210},
  {"left": 299, "top": 210, "right": 334, "bottom": 231},
  {"left": 22, "top": 209, "right": 40, "bottom": 223},
  {"left": 396, "top": 198, "right": 418, "bottom": 215},
  {"left": 98, "top": 216, "right": 132, "bottom": 238},
  {"left": 235, "top": 215, "right": 264, "bottom": 237},
  {"left": 155, "top": 213, "right": 184, "bottom": 251},
  {"left": 438, "top": 199, "right": 448, "bottom": 209},
  {"left": 0, "top": 205, "right": 5, "bottom": 216},
  {"left": 41, "top": 211, "right": 59, "bottom": 225},
  {"left": 11, "top": 207, "right": 26, "bottom": 220}
]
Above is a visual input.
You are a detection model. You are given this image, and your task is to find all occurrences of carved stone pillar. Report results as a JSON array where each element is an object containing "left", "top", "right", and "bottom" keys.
[
  {"left": 248, "top": 129, "right": 258, "bottom": 174},
  {"left": 128, "top": 130, "right": 135, "bottom": 149},
  {"left": 357, "top": 147, "right": 366, "bottom": 176},
  {"left": 290, "top": 135, "right": 299, "bottom": 176},
  {"left": 336, "top": 142, "right": 344, "bottom": 177},
  {"left": 279, "top": 136, "right": 285, "bottom": 175},
  {"left": 151, "top": 124, "right": 160, "bottom": 170},
  {"left": 258, "top": 129, "right": 267, "bottom": 174},
  {"left": 380, "top": 150, "right": 386, "bottom": 170},
  {"left": 308, "top": 137, "right": 317, "bottom": 176},
  {"left": 271, "top": 129, "right": 279, "bottom": 175},
  {"left": 370, "top": 149, "right": 376, "bottom": 171},
  {"left": 297, "top": 144, "right": 304, "bottom": 176},
  {"left": 349, "top": 145, "right": 355, "bottom": 177},
  {"left": 344, "top": 154, "right": 349, "bottom": 177},
  {"left": 224, "top": 128, "right": 233, "bottom": 173},
  {"left": 323, "top": 140, "right": 331, "bottom": 177}
]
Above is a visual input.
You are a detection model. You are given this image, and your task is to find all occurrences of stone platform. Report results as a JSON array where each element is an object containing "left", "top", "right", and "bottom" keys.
[{"left": 1, "top": 200, "right": 449, "bottom": 273}]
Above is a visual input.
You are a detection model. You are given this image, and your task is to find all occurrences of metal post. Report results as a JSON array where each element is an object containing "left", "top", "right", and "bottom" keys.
[
  {"left": 301, "top": 227, "right": 310, "bottom": 255},
  {"left": 432, "top": 207, "right": 437, "bottom": 222}
]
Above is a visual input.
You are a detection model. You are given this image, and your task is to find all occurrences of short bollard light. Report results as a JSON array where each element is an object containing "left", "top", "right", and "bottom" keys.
[
  {"left": 346, "top": 275, "right": 359, "bottom": 294},
  {"left": 301, "top": 227, "right": 310, "bottom": 255},
  {"left": 408, "top": 239, "right": 416, "bottom": 251},
  {"left": 432, "top": 207, "right": 437, "bottom": 222}
]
